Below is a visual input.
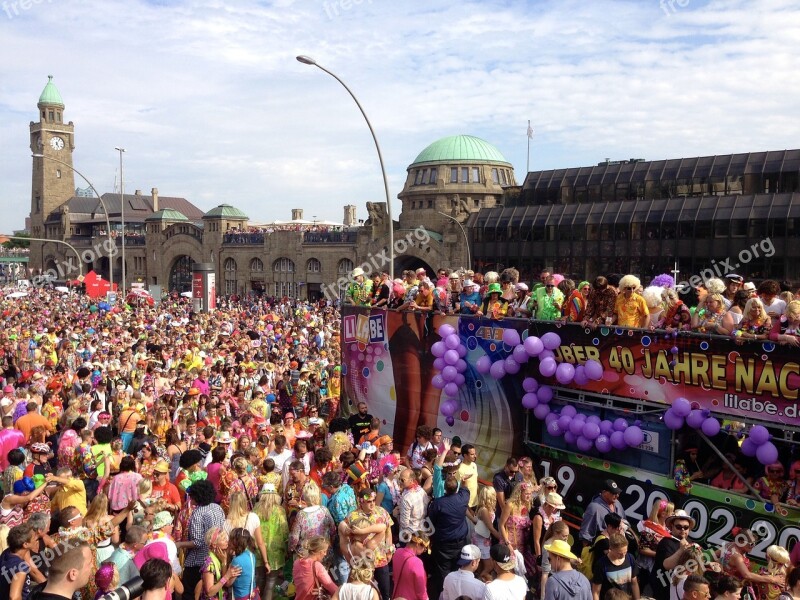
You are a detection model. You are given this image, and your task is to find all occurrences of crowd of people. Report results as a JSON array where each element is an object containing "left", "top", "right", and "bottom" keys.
[{"left": 0, "top": 261, "right": 795, "bottom": 600}]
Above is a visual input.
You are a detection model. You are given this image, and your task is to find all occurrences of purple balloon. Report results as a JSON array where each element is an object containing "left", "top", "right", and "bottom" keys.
[
  {"left": 440, "top": 399, "right": 457, "bottom": 417},
  {"left": 522, "top": 377, "right": 539, "bottom": 393},
  {"left": 442, "top": 365, "right": 458, "bottom": 382},
  {"left": 564, "top": 431, "right": 578, "bottom": 445},
  {"left": 582, "top": 421, "right": 601, "bottom": 441},
  {"left": 701, "top": 417, "right": 721, "bottom": 437},
  {"left": 433, "top": 357, "right": 446, "bottom": 370},
  {"left": 446, "top": 416, "right": 455, "bottom": 427},
  {"left": 613, "top": 418, "right": 629, "bottom": 432},
  {"left": 537, "top": 386, "right": 553, "bottom": 403},
  {"left": 457, "top": 344, "right": 468, "bottom": 358},
  {"left": 431, "top": 374, "right": 445, "bottom": 389},
  {"left": 445, "top": 334, "right": 461, "bottom": 350},
  {"left": 522, "top": 393, "right": 539, "bottom": 409},
  {"left": 512, "top": 344, "right": 530, "bottom": 364},
  {"left": 524, "top": 336, "right": 544, "bottom": 357},
  {"left": 490, "top": 360, "right": 506, "bottom": 379},
  {"left": 577, "top": 435, "right": 594, "bottom": 452},
  {"left": 663, "top": 409, "right": 685, "bottom": 431},
  {"left": 438, "top": 324, "right": 456, "bottom": 338},
  {"left": 569, "top": 418, "right": 587, "bottom": 436},
  {"left": 539, "top": 349, "right": 556, "bottom": 361},
  {"left": 686, "top": 409, "right": 705, "bottom": 429},
  {"left": 573, "top": 365, "right": 589, "bottom": 386},
  {"left": 444, "top": 349, "right": 460, "bottom": 365},
  {"left": 610, "top": 430, "right": 627, "bottom": 450},
  {"left": 599, "top": 420, "right": 614, "bottom": 436},
  {"left": 756, "top": 441, "right": 779, "bottom": 465},
  {"left": 740, "top": 437, "right": 758, "bottom": 457},
  {"left": 672, "top": 397, "right": 692, "bottom": 418},
  {"left": 561, "top": 405, "right": 577, "bottom": 418},
  {"left": 505, "top": 356, "right": 521, "bottom": 375},
  {"left": 455, "top": 373, "right": 466, "bottom": 386},
  {"left": 595, "top": 434, "right": 612, "bottom": 453},
  {"left": 503, "top": 328, "right": 521, "bottom": 347},
  {"left": 586, "top": 415, "right": 601, "bottom": 425},
  {"left": 431, "top": 341, "right": 446, "bottom": 357},
  {"left": 533, "top": 404, "right": 551, "bottom": 420},
  {"left": 557, "top": 414, "right": 572, "bottom": 431},
  {"left": 455, "top": 359, "right": 468, "bottom": 373},
  {"left": 584, "top": 359, "right": 604, "bottom": 381},
  {"left": 541, "top": 332, "right": 562, "bottom": 350},
  {"left": 545, "top": 413, "right": 559, "bottom": 426},
  {"left": 444, "top": 383, "right": 459, "bottom": 398},
  {"left": 547, "top": 420, "right": 564, "bottom": 437},
  {"left": 475, "top": 356, "right": 492, "bottom": 374},
  {"left": 624, "top": 425, "right": 644, "bottom": 447},
  {"left": 749, "top": 425, "right": 771, "bottom": 446},
  {"left": 539, "top": 357, "right": 557, "bottom": 378},
  {"left": 556, "top": 362, "right": 576, "bottom": 385}
]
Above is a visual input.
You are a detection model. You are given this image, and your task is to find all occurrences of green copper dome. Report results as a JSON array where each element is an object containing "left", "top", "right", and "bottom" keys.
[
  {"left": 145, "top": 209, "right": 189, "bottom": 222},
  {"left": 38, "top": 75, "right": 64, "bottom": 107},
  {"left": 203, "top": 204, "right": 248, "bottom": 220},
  {"left": 411, "top": 135, "right": 510, "bottom": 166}
]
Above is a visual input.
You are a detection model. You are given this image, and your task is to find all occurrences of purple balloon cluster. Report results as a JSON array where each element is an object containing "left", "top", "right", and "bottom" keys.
[
  {"left": 519, "top": 376, "right": 554, "bottom": 420},
  {"left": 741, "top": 424, "right": 779, "bottom": 466},
  {"left": 430, "top": 324, "right": 469, "bottom": 425},
  {"left": 662, "top": 397, "right": 722, "bottom": 437},
  {"left": 537, "top": 403, "right": 645, "bottom": 454}
]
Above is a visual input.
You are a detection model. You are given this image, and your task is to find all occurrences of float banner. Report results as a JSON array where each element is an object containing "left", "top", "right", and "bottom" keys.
[{"left": 525, "top": 322, "right": 800, "bottom": 426}]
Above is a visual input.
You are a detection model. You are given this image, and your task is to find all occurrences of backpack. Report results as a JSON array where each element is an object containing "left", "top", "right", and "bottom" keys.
[{"left": 579, "top": 533, "right": 607, "bottom": 578}]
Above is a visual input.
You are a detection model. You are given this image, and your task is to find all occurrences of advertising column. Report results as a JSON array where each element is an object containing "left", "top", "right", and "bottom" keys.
[{"left": 191, "top": 262, "right": 216, "bottom": 313}]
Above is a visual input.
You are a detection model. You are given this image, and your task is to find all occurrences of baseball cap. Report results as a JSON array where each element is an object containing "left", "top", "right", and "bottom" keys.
[
  {"left": 457, "top": 544, "right": 481, "bottom": 566},
  {"left": 490, "top": 543, "right": 516, "bottom": 570},
  {"left": 603, "top": 479, "right": 621, "bottom": 494}
]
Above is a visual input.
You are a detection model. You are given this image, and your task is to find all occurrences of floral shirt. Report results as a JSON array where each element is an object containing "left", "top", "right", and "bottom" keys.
[
  {"left": 584, "top": 287, "right": 618, "bottom": 324},
  {"left": 531, "top": 287, "right": 565, "bottom": 321},
  {"left": 327, "top": 483, "right": 357, "bottom": 525},
  {"left": 287, "top": 505, "right": 335, "bottom": 553},
  {"left": 343, "top": 506, "right": 394, "bottom": 568}
]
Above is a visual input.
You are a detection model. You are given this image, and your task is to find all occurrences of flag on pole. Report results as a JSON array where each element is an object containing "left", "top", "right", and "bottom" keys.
[{"left": 527, "top": 121, "right": 534, "bottom": 139}]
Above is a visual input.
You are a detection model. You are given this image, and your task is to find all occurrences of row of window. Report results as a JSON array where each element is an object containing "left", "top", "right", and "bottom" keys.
[
  {"left": 412, "top": 166, "right": 515, "bottom": 187},
  {"left": 407, "top": 198, "right": 482, "bottom": 210},
  {"left": 42, "top": 110, "right": 62, "bottom": 124},
  {"left": 222, "top": 257, "right": 354, "bottom": 273}
]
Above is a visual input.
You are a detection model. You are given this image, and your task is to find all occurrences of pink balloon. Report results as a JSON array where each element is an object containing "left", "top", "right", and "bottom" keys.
[
  {"left": 475, "top": 356, "right": 492, "bottom": 374},
  {"left": 524, "top": 336, "right": 544, "bottom": 356},
  {"left": 490, "top": 360, "right": 506, "bottom": 379}
]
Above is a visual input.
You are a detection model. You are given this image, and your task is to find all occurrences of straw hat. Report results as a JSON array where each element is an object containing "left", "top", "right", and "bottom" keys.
[
  {"left": 545, "top": 492, "right": 565, "bottom": 510},
  {"left": 665, "top": 509, "right": 696, "bottom": 529},
  {"left": 152, "top": 511, "right": 174, "bottom": 530},
  {"left": 544, "top": 539, "right": 578, "bottom": 561}
]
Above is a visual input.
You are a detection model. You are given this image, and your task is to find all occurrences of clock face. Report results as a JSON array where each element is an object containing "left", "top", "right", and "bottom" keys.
[{"left": 50, "top": 136, "right": 64, "bottom": 151}]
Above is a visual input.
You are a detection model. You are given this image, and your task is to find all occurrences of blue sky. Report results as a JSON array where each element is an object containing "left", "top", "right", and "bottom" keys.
[{"left": 1, "top": 0, "right": 799, "bottom": 229}]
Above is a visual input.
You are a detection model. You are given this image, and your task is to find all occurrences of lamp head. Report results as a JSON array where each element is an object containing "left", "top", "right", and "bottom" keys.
[{"left": 296, "top": 55, "right": 317, "bottom": 66}]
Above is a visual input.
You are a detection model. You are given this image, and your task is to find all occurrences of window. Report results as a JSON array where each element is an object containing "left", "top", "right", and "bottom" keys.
[
  {"left": 427, "top": 200, "right": 433, "bottom": 208},
  {"left": 421, "top": 169, "right": 428, "bottom": 184},
  {"left": 56, "top": 170, "right": 61, "bottom": 179},
  {"left": 224, "top": 258, "right": 237, "bottom": 295},
  {"left": 307, "top": 258, "right": 321, "bottom": 272},
  {"left": 450, "top": 168, "right": 458, "bottom": 183},
  {"left": 429, "top": 168, "right": 438, "bottom": 184},
  {"left": 273, "top": 258, "right": 295, "bottom": 272},
  {"left": 250, "top": 258, "right": 263, "bottom": 272},
  {"left": 414, "top": 170, "right": 423, "bottom": 185},
  {"left": 472, "top": 167, "right": 480, "bottom": 183},
  {"left": 224, "top": 258, "right": 237, "bottom": 272},
  {"left": 48, "top": 110, "right": 54, "bottom": 121},
  {"left": 461, "top": 167, "right": 469, "bottom": 183},
  {"left": 492, "top": 168, "right": 499, "bottom": 184},
  {"left": 500, "top": 170, "right": 507, "bottom": 185},
  {"left": 56, "top": 112, "right": 61, "bottom": 123},
  {"left": 338, "top": 258, "right": 354, "bottom": 275}
]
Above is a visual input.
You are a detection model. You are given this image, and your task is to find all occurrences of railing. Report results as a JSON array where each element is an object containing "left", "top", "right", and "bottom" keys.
[
  {"left": 223, "top": 233, "right": 265, "bottom": 245},
  {"left": 303, "top": 231, "right": 358, "bottom": 244}
]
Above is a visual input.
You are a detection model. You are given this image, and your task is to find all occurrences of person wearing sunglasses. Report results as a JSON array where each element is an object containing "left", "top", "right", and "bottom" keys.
[
  {"left": 530, "top": 275, "right": 565, "bottom": 321},
  {"left": 614, "top": 274, "right": 649, "bottom": 329},
  {"left": 651, "top": 510, "right": 696, "bottom": 600}
]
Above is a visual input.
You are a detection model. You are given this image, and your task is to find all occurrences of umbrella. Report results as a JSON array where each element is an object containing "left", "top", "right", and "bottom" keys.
[
  {"left": 181, "top": 291, "right": 193, "bottom": 298},
  {"left": 7, "top": 292, "right": 27, "bottom": 299}
]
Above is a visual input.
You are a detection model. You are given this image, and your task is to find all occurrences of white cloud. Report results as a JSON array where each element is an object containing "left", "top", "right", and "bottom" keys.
[{"left": 0, "top": 0, "right": 799, "bottom": 229}]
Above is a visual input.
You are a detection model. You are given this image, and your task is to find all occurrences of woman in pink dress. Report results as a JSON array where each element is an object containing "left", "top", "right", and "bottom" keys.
[{"left": 499, "top": 481, "right": 536, "bottom": 578}]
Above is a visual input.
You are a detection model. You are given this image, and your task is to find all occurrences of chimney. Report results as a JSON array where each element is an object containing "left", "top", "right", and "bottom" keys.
[
  {"left": 343, "top": 205, "right": 357, "bottom": 227},
  {"left": 151, "top": 187, "right": 159, "bottom": 212},
  {"left": 291, "top": 208, "right": 303, "bottom": 221},
  {"left": 134, "top": 189, "right": 142, "bottom": 196}
]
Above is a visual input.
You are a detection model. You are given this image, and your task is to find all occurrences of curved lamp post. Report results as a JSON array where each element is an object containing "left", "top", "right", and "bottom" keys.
[
  {"left": 32, "top": 154, "right": 113, "bottom": 286},
  {"left": 296, "top": 55, "right": 394, "bottom": 280},
  {"left": 436, "top": 211, "right": 471, "bottom": 272}
]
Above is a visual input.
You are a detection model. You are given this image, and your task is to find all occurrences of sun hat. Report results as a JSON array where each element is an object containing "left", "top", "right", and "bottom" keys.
[
  {"left": 515, "top": 283, "right": 529, "bottom": 292},
  {"left": 462, "top": 279, "right": 475, "bottom": 289},
  {"left": 487, "top": 283, "right": 502, "bottom": 294},
  {"left": 376, "top": 435, "right": 393, "bottom": 447},
  {"left": 153, "top": 460, "right": 170, "bottom": 474},
  {"left": 449, "top": 272, "right": 460, "bottom": 280},
  {"left": 152, "top": 511, "right": 174, "bottom": 530},
  {"left": 457, "top": 544, "right": 481, "bottom": 566},
  {"left": 490, "top": 543, "right": 517, "bottom": 570},
  {"left": 665, "top": 509, "right": 696, "bottom": 529},
  {"left": 544, "top": 539, "right": 579, "bottom": 561},
  {"left": 352, "top": 267, "right": 365, "bottom": 278},
  {"left": 308, "top": 417, "right": 324, "bottom": 427},
  {"left": 743, "top": 282, "right": 757, "bottom": 292},
  {"left": 216, "top": 431, "right": 234, "bottom": 444},
  {"left": 545, "top": 492, "right": 565, "bottom": 510}
]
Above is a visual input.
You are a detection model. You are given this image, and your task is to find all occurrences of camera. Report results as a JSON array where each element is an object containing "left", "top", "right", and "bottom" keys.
[{"left": 97, "top": 577, "right": 144, "bottom": 600}]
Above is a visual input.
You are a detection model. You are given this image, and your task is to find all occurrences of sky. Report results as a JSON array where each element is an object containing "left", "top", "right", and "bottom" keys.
[{"left": 1, "top": 0, "right": 800, "bottom": 230}]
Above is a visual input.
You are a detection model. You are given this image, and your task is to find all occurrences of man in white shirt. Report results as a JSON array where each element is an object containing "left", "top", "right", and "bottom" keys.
[
  {"left": 268, "top": 434, "right": 294, "bottom": 471},
  {"left": 406, "top": 425, "right": 434, "bottom": 469},
  {"left": 441, "top": 544, "right": 486, "bottom": 600}
]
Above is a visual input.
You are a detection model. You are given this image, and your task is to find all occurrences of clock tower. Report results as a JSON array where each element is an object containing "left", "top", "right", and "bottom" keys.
[{"left": 29, "top": 75, "right": 76, "bottom": 272}]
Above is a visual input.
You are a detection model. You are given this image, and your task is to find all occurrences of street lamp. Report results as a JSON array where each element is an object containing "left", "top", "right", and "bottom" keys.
[
  {"left": 436, "top": 211, "right": 471, "bottom": 271},
  {"left": 32, "top": 154, "right": 113, "bottom": 286},
  {"left": 296, "top": 55, "right": 395, "bottom": 280},
  {"left": 115, "top": 147, "right": 126, "bottom": 295}
]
